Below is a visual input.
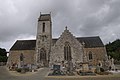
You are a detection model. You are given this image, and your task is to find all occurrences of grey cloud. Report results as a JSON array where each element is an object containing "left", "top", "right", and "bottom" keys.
[
  {"left": 0, "top": 0, "right": 120, "bottom": 50},
  {"left": 78, "top": 0, "right": 120, "bottom": 37}
]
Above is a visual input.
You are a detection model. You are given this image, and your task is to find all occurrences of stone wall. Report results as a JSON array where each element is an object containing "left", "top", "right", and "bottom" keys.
[
  {"left": 84, "top": 47, "right": 108, "bottom": 66},
  {"left": 36, "top": 20, "right": 52, "bottom": 66},
  {"left": 50, "top": 29, "right": 84, "bottom": 66},
  {"left": 7, "top": 50, "right": 35, "bottom": 67}
]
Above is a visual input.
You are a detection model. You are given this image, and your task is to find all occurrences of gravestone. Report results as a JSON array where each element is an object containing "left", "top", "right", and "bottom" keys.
[
  {"left": 53, "top": 65, "right": 60, "bottom": 70},
  {"left": 49, "top": 64, "right": 65, "bottom": 76},
  {"left": 82, "top": 63, "right": 89, "bottom": 71}
]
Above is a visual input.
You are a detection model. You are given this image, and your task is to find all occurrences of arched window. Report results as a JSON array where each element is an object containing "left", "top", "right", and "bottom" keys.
[
  {"left": 64, "top": 42, "right": 72, "bottom": 61},
  {"left": 43, "top": 22, "right": 45, "bottom": 32},
  {"left": 40, "top": 48, "right": 46, "bottom": 60},
  {"left": 89, "top": 51, "right": 93, "bottom": 60}
]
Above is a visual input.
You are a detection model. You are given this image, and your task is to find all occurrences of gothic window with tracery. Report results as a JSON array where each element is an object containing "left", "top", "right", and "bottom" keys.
[{"left": 64, "top": 42, "right": 72, "bottom": 61}]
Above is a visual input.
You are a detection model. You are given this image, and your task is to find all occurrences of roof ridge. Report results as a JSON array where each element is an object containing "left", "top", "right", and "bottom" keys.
[
  {"left": 76, "top": 36, "right": 99, "bottom": 38},
  {"left": 17, "top": 39, "right": 36, "bottom": 41},
  {"left": 40, "top": 14, "right": 50, "bottom": 16}
]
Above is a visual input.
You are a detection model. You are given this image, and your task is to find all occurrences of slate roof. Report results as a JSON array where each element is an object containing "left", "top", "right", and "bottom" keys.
[
  {"left": 76, "top": 36, "right": 104, "bottom": 48},
  {"left": 38, "top": 14, "right": 51, "bottom": 21},
  {"left": 10, "top": 36, "right": 104, "bottom": 50},
  {"left": 10, "top": 40, "right": 36, "bottom": 50},
  {"left": 52, "top": 38, "right": 58, "bottom": 45}
]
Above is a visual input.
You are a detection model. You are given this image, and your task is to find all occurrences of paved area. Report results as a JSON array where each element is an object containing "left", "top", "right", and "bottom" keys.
[
  {"left": 0, "top": 66, "right": 49, "bottom": 80},
  {"left": 0, "top": 66, "right": 120, "bottom": 80}
]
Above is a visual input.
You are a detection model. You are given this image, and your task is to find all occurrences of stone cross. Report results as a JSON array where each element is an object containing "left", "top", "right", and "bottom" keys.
[
  {"left": 20, "top": 53, "right": 24, "bottom": 61},
  {"left": 65, "top": 26, "right": 67, "bottom": 30},
  {"left": 108, "top": 55, "right": 111, "bottom": 60},
  {"left": 111, "top": 58, "right": 114, "bottom": 65}
]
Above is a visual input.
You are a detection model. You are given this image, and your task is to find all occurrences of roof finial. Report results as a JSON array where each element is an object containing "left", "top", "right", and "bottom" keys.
[
  {"left": 65, "top": 26, "right": 67, "bottom": 30},
  {"left": 40, "top": 12, "right": 41, "bottom": 17}
]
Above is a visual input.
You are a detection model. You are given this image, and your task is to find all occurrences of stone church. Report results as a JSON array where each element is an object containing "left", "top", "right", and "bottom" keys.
[{"left": 7, "top": 13, "right": 108, "bottom": 69}]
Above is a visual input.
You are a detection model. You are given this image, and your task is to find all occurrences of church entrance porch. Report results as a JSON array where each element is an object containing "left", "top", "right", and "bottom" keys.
[{"left": 37, "top": 48, "right": 49, "bottom": 67}]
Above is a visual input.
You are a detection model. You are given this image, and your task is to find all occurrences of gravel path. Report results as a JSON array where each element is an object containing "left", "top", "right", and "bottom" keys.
[{"left": 0, "top": 66, "right": 49, "bottom": 80}]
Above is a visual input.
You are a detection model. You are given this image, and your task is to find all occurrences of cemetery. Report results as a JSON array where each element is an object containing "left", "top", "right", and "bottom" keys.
[{"left": 7, "top": 52, "right": 120, "bottom": 76}]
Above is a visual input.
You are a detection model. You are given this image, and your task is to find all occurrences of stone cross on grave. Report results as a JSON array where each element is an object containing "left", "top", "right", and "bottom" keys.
[
  {"left": 82, "top": 41, "right": 87, "bottom": 62},
  {"left": 111, "top": 58, "right": 114, "bottom": 65},
  {"left": 108, "top": 55, "right": 111, "bottom": 60},
  {"left": 111, "top": 58, "right": 115, "bottom": 70},
  {"left": 20, "top": 53, "right": 24, "bottom": 61}
]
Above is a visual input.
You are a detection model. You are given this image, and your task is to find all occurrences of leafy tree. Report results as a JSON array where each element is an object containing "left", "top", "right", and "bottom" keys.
[
  {"left": 0, "top": 48, "right": 8, "bottom": 62},
  {"left": 106, "top": 39, "right": 120, "bottom": 61}
]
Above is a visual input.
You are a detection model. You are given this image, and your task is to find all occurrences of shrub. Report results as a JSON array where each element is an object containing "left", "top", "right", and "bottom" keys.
[
  {"left": 24, "top": 68, "right": 29, "bottom": 72},
  {"left": 94, "top": 69, "right": 97, "bottom": 73},
  {"left": 100, "top": 68, "right": 105, "bottom": 72},
  {"left": 97, "top": 72, "right": 112, "bottom": 75},
  {"left": 16, "top": 68, "right": 22, "bottom": 72},
  {"left": 16, "top": 68, "right": 29, "bottom": 73}
]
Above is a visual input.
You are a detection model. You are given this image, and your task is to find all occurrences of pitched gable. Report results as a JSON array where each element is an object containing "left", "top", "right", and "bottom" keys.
[{"left": 50, "top": 28, "right": 83, "bottom": 62}]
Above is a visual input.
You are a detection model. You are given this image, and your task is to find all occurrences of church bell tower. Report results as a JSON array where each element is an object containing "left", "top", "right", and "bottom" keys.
[{"left": 36, "top": 13, "right": 52, "bottom": 67}]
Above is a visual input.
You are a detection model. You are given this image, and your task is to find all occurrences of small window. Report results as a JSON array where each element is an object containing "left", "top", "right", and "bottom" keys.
[
  {"left": 89, "top": 51, "right": 93, "bottom": 60},
  {"left": 43, "top": 23, "right": 45, "bottom": 32}
]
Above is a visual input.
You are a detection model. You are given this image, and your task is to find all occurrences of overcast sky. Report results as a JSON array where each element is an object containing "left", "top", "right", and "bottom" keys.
[{"left": 0, "top": 0, "right": 120, "bottom": 51}]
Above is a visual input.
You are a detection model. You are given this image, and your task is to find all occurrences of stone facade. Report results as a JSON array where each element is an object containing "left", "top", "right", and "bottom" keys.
[
  {"left": 84, "top": 47, "right": 108, "bottom": 66},
  {"left": 50, "top": 28, "right": 83, "bottom": 66},
  {"left": 7, "top": 13, "right": 108, "bottom": 70},
  {"left": 7, "top": 50, "right": 35, "bottom": 67}
]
